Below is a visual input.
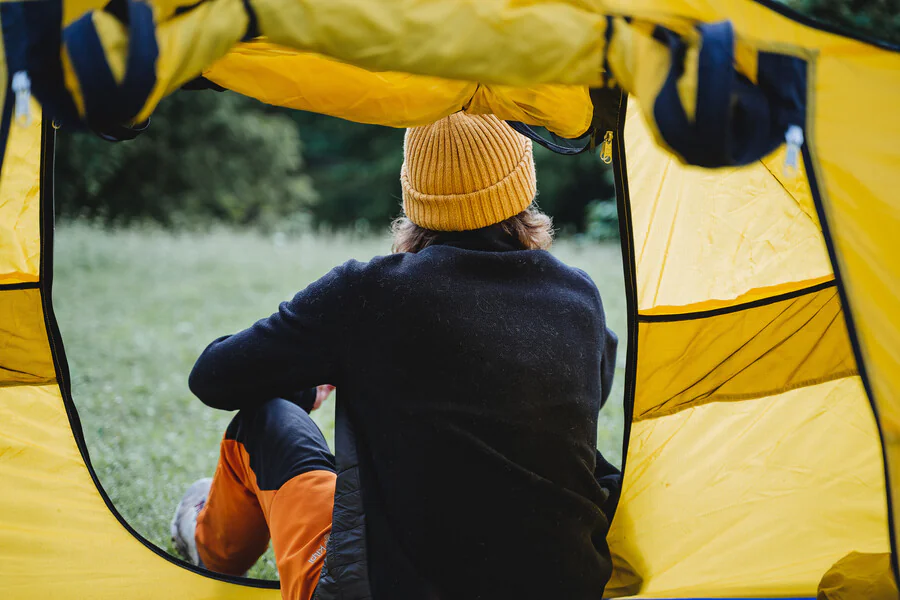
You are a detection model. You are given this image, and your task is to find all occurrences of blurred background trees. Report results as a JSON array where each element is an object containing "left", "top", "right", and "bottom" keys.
[
  {"left": 55, "top": 0, "right": 896, "bottom": 238},
  {"left": 57, "top": 95, "right": 617, "bottom": 237},
  {"left": 784, "top": 0, "right": 899, "bottom": 44},
  {"left": 56, "top": 92, "right": 318, "bottom": 230}
]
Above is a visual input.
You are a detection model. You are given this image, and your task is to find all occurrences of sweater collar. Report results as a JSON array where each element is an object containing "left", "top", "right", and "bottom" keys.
[{"left": 429, "top": 224, "right": 525, "bottom": 252}]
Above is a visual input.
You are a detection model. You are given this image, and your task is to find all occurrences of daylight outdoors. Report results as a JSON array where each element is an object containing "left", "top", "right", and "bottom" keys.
[{"left": 50, "top": 0, "right": 896, "bottom": 581}]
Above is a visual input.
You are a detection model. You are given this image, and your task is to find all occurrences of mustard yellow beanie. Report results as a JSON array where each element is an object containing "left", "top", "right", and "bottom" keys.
[{"left": 401, "top": 113, "right": 536, "bottom": 232}]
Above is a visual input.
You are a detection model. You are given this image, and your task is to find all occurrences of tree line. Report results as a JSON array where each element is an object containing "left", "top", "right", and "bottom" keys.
[{"left": 56, "top": 90, "right": 617, "bottom": 236}]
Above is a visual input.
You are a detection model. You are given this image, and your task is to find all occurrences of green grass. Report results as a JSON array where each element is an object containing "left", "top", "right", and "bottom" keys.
[{"left": 53, "top": 222, "right": 627, "bottom": 580}]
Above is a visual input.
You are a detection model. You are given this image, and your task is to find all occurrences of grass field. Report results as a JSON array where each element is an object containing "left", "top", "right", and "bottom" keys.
[{"left": 54, "top": 222, "right": 628, "bottom": 580}]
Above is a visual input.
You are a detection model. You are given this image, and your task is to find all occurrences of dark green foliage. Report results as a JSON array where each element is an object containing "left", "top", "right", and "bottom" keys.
[
  {"left": 783, "top": 0, "right": 900, "bottom": 44},
  {"left": 54, "top": 91, "right": 615, "bottom": 232},
  {"left": 533, "top": 147, "right": 616, "bottom": 234},
  {"left": 56, "top": 91, "right": 317, "bottom": 229},
  {"left": 285, "top": 111, "right": 406, "bottom": 229},
  {"left": 585, "top": 200, "right": 620, "bottom": 241}
]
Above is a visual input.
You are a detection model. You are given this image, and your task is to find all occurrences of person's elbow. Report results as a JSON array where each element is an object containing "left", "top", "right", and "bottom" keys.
[
  {"left": 188, "top": 342, "right": 238, "bottom": 410},
  {"left": 189, "top": 359, "right": 224, "bottom": 409}
]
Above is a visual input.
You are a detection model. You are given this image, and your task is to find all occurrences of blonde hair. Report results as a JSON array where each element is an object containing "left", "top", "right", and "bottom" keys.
[{"left": 391, "top": 207, "right": 554, "bottom": 254}]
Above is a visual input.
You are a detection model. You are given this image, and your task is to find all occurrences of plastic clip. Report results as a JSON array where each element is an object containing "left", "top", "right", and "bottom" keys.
[
  {"left": 12, "top": 71, "right": 31, "bottom": 127},
  {"left": 784, "top": 124, "right": 804, "bottom": 175}
]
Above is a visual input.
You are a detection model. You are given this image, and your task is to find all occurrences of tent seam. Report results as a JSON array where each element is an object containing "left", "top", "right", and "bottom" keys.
[{"left": 634, "top": 369, "right": 860, "bottom": 422}]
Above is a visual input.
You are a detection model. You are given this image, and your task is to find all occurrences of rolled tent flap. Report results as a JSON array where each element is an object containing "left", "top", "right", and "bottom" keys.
[
  {"left": 605, "top": 100, "right": 890, "bottom": 598},
  {"left": 21, "top": 0, "right": 803, "bottom": 167},
  {"left": 202, "top": 43, "right": 594, "bottom": 138}
]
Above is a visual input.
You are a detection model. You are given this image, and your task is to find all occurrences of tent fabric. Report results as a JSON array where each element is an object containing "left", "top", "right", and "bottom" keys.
[
  {"left": 605, "top": 102, "right": 889, "bottom": 598},
  {"left": 602, "top": 6, "right": 900, "bottom": 586},
  {"left": 607, "top": 377, "right": 887, "bottom": 598},
  {"left": 0, "top": 0, "right": 899, "bottom": 599},
  {"left": 634, "top": 283, "right": 857, "bottom": 420},
  {"left": 0, "top": 287, "right": 54, "bottom": 386},
  {"left": 203, "top": 43, "right": 594, "bottom": 138},
  {"left": 625, "top": 130, "right": 832, "bottom": 312},
  {"left": 801, "top": 46, "right": 900, "bottom": 561},
  {"left": 0, "top": 101, "right": 42, "bottom": 285},
  {"left": 817, "top": 552, "right": 898, "bottom": 600}
]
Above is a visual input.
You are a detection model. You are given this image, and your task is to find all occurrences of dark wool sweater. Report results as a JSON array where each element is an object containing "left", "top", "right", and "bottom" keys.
[{"left": 190, "top": 227, "right": 618, "bottom": 599}]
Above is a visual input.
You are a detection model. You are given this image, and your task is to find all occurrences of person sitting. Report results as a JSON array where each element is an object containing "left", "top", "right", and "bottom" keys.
[{"left": 171, "top": 112, "right": 620, "bottom": 600}]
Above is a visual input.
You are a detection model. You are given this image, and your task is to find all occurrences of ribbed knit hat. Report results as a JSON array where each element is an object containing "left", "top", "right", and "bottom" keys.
[{"left": 401, "top": 113, "right": 536, "bottom": 231}]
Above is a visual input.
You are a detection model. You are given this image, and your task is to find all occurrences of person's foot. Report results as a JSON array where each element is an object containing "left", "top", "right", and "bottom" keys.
[{"left": 170, "top": 478, "right": 212, "bottom": 566}]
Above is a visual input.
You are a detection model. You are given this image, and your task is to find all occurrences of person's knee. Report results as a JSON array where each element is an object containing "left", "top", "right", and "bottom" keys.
[{"left": 226, "top": 398, "right": 335, "bottom": 491}]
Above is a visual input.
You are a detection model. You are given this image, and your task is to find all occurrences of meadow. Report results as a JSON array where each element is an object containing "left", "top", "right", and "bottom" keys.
[{"left": 54, "top": 222, "right": 628, "bottom": 580}]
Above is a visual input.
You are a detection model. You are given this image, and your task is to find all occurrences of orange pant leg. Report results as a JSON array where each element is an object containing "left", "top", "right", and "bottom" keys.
[
  {"left": 258, "top": 471, "right": 336, "bottom": 600},
  {"left": 196, "top": 438, "right": 271, "bottom": 575},
  {"left": 194, "top": 399, "right": 337, "bottom": 600}
]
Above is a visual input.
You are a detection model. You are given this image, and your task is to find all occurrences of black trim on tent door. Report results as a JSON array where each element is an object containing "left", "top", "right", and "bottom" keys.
[
  {"left": 637, "top": 279, "right": 836, "bottom": 322},
  {"left": 801, "top": 142, "right": 900, "bottom": 582},
  {"left": 611, "top": 92, "right": 638, "bottom": 478},
  {"left": 37, "top": 120, "right": 280, "bottom": 590},
  {"left": 506, "top": 121, "right": 595, "bottom": 155},
  {"left": 0, "top": 281, "right": 40, "bottom": 291}
]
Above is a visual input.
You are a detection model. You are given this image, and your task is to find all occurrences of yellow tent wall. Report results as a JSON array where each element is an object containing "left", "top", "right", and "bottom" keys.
[
  {"left": 602, "top": 4, "right": 900, "bottom": 593},
  {"left": 605, "top": 100, "right": 890, "bottom": 598}
]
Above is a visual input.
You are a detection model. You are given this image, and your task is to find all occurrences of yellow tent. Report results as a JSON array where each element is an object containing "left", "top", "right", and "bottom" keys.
[{"left": 1, "top": 1, "right": 899, "bottom": 598}]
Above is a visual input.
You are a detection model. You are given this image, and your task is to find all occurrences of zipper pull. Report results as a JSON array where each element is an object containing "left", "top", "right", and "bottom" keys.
[
  {"left": 12, "top": 71, "right": 31, "bottom": 127},
  {"left": 600, "top": 130, "right": 614, "bottom": 164},
  {"left": 784, "top": 124, "right": 804, "bottom": 175}
]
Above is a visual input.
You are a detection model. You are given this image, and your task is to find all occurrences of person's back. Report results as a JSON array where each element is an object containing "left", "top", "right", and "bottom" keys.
[
  {"left": 337, "top": 237, "right": 615, "bottom": 598},
  {"left": 177, "top": 113, "right": 618, "bottom": 600}
]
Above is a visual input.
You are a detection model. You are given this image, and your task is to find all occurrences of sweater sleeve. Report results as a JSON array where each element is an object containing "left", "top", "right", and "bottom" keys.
[
  {"left": 571, "top": 266, "right": 619, "bottom": 408},
  {"left": 600, "top": 327, "right": 618, "bottom": 408},
  {"left": 189, "top": 262, "right": 357, "bottom": 411}
]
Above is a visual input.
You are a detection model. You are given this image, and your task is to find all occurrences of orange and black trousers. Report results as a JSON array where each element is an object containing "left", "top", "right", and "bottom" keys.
[
  {"left": 195, "top": 398, "right": 624, "bottom": 600},
  {"left": 196, "top": 398, "right": 336, "bottom": 600}
]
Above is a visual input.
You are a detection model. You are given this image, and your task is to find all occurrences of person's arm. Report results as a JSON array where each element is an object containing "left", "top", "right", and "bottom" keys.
[
  {"left": 189, "top": 263, "right": 356, "bottom": 411},
  {"left": 600, "top": 327, "right": 618, "bottom": 407},
  {"left": 573, "top": 267, "right": 619, "bottom": 408}
]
